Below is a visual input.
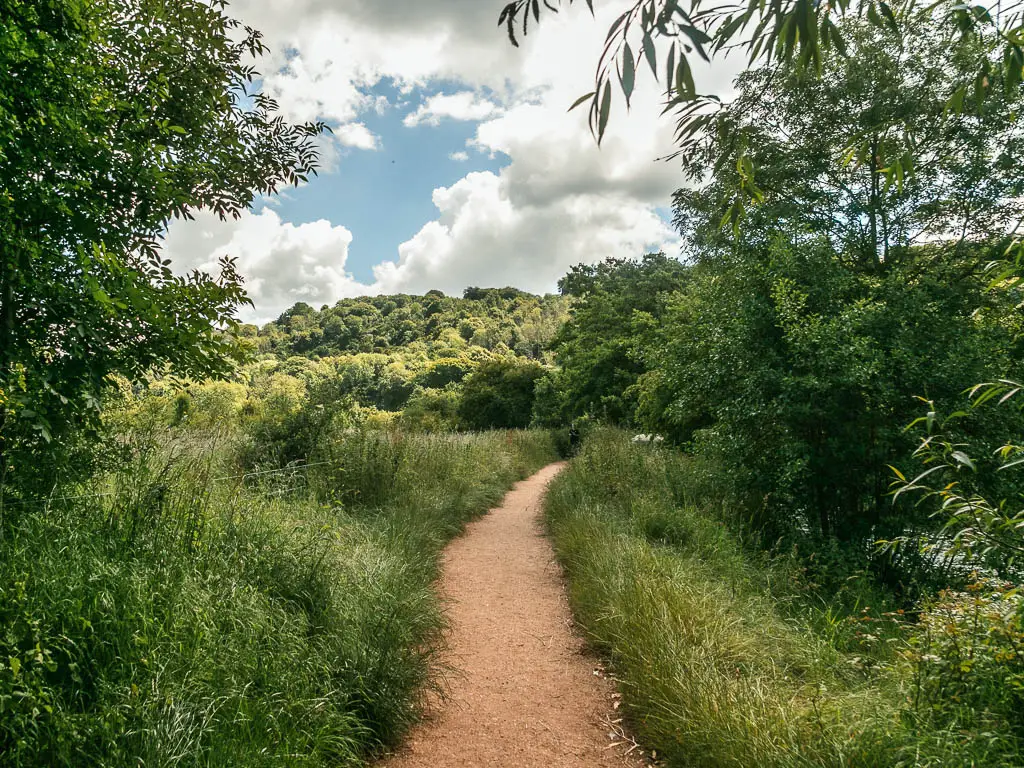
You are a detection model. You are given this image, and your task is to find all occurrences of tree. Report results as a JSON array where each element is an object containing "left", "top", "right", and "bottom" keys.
[
  {"left": 674, "top": 19, "right": 1024, "bottom": 271},
  {"left": 630, "top": 19, "right": 1024, "bottom": 556},
  {"left": 458, "top": 359, "right": 546, "bottom": 430},
  {"left": 640, "top": 239, "right": 1020, "bottom": 549},
  {"left": 551, "top": 253, "right": 687, "bottom": 425},
  {"left": 0, "top": 0, "right": 325, "bottom": 489}
]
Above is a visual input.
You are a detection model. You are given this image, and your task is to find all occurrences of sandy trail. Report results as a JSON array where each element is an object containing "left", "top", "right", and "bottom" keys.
[{"left": 379, "top": 462, "right": 642, "bottom": 768}]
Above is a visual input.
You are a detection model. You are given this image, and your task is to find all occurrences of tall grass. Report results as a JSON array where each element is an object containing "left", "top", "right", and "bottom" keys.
[
  {"left": 545, "top": 428, "right": 1023, "bottom": 768},
  {"left": 0, "top": 424, "right": 558, "bottom": 766}
]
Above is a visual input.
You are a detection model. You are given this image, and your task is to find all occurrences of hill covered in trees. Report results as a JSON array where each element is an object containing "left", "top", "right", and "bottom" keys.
[
  {"left": 246, "top": 288, "right": 570, "bottom": 362},
  {"left": 147, "top": 288, "right": 572, "bottom": 438}
]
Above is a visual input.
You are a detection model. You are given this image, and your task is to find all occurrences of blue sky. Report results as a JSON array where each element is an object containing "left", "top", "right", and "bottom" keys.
[
  {"left": 257, "top": 82, "right": 511, "bottom": 284},
  {"left": 162, "top": 0, "right": 726, "bottom": 321}
]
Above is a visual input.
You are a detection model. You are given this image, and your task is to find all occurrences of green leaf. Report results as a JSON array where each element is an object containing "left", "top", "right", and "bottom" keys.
[
  {"left": 621, "top": 42, "right": 636, "bottom": 104},
  {"left": 946, "top": 84, "right": 968, "bottom": 115},
  {"left": 642, "top": 33, "right": 658, "bottom": 78},
  {"left": 598, "top": 80, "right": 612, "bottom": 142},
  {"left": 951, "top": 451, "right": 976, "bottom": 471},
  {"left": 568, "top": 91, "right": 595, "bottom": 112},
  {"left": 665, "top": 43, "right": 677, "bottom": 97},
  {"left": 675, "top": 53, "right": 695, "bottom": 100},
  {"left": 877, "top": 2, "right": 899, "bottom": 32}
]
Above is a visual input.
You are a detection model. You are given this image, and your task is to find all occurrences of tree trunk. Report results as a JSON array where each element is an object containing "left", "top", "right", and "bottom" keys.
[
  {"left": 868, "top": 136, "right": 883, "bottom": 273},
  {"left": 0, "top": 246, "right": 16, "bottom": 505}
]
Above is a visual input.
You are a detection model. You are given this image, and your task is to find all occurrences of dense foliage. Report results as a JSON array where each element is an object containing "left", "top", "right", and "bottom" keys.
[
  {"left": 0, "top": 375, "right": 558, "bottom": 766},
  {"left": 674, "top": 19, "right": 1023, "bottom": 268},
  {"left": 545, "top": 254, "right": 687, "bottom": 425},
  {"left": 204, "top": 289, "right": 571, "bottom": 434},
  {"left": 641, "top": 243, "right": 1020, "bottom": 554},
  {"left": 253, "top": 289, "right": 569, "bottom": 361},
  {"left": 457, "top": 359, "right": 546, "bottom": 431},
  {"left": 0, "top": 0, "right": 323, "bottom": 492}
]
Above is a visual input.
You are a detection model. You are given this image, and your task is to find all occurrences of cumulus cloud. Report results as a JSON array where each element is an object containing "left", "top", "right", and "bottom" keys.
[
  {"left": 163, "top": 0, "right": 742, "bottom": 320},
  {"left": 162, "top": 209, "right": 368, "bottom": 323},
  {"left": 229, "top": 0, "right": 530, "bottom": 100},
  {"left": 361, "top": 4, "right": 707, "bottom": 296},
  {"left": 370, "top": 173, "right": 679, "bottom": 297},
  {"left": 403, "top": 91, "right": 503, "bottom": 127},
  {"left": 334, "top": 122, "right": 380, "bottom": 150}
]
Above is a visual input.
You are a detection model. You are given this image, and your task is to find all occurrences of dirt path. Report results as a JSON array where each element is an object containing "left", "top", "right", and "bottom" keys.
[{"left": 379, "top": 463, "right": 644, "bottom": 768}]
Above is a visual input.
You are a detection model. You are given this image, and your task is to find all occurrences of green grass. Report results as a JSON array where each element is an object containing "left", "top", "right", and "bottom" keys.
[
  {"left": 545, "top": 428, "right": 1024, "bottom": 768},
  {"left": 0, "top": 425, "right": 558, "bottom": 766}
]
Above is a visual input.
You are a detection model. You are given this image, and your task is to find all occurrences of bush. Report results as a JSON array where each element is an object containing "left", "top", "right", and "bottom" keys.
[
  {"left": 457, "top": 359, "right": 545, "bottom": 430},
  {"left": 643, "top": 241, "right": 1021, "bottom": 556},
  {"left": 545, "top": 428, "right": 1024, "bottom": 768},
  {"left": 894, "top": 581, "right": 1024, "bottom": 741},
  {"left": 399, "top": 387, "right": 461, "bottom": 433}
]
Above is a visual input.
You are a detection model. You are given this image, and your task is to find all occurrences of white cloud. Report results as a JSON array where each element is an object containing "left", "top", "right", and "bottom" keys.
[
  {"left": 361, "top": 5, "right": 707, "bottom": 296},
  {"left": 370, "top": 171, "right": 679, "bottom": 296},
  {"left": 334, "top": 122, "right": 380, "bottom": 150},
  {"left": 403, "top": 91, "right": 503, "bottom": 127},
  {"left": 163, "top": 0, "right": 743, "bottom": 321},
  {"left": 162, "top": 209, "right": 367, "bottom": 323}
]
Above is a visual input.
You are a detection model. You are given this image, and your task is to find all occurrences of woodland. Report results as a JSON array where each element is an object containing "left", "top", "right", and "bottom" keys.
[{"left": 2, "top": 0, "right": 1024, "bottom": 766}]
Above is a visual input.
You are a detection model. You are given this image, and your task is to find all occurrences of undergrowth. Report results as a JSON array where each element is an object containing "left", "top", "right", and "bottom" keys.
[
  {"left": 0, "top": 424, "right": 557, "bottom": 766},
  {"left": 545, "top": 427, "right": 1024, "bottom": 768}
]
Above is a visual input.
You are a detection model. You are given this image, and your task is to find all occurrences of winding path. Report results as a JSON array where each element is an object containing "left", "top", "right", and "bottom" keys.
[{"left": 379, "top": 463, "right": 643, "bottom": 768}]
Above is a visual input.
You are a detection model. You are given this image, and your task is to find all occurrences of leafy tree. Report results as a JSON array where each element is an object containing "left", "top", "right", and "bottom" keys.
[
  {"left": 550, "top": 253, "right": 687, "bottom": 425},
  {"left": 0, "top": 0, "right": 324, "bottom": 488},
  {"left": 674, "top": 19, "right": 1024, "bottom": 270},
  {"left": 415, "top": 358, "right": 476, "bottom": 389},
  {"left": 400, "top": 387, "right": 462, "bottom": 433},
  {"left": 641, "top": 240, "right": 1020, "bottom": 553},
  {"left": 458, "top": 359, "right": 546, "bottom": 430},
  {"left": 258, "top": 292, "right": 570, "bottom": 361},
  {"left": 627, "top": 18, "right": 1024, "bottom": 559}
]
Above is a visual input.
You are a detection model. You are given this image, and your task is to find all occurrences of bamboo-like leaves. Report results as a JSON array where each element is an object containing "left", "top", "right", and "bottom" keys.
[
  {"left": 497, "top": 0, "right": 1024, "bottom": 226},
  {"left": 599, "top": 80, "right": 613, "bottom": 140},
  {"left": 621, "top": 41, "right": 636, "bottom": 105}
]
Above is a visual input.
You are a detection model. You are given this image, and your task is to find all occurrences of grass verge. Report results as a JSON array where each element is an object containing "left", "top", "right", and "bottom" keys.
[
  {"left": 0, "top": 427, "right": 558, "bottom": 766},
  {"left": 545, "top": 428, "right": 1023, "bottom": 768}
]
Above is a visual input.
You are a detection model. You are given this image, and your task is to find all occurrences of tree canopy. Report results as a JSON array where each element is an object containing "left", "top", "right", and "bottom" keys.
[
  {"left": 0, "top": 0, "right": 324, "bottom": 483},
  {"left": 547, "top": 253, "right": 687, "bottom": 425},
  {"left": 674, "top": 17, "right": 1024, "bottom": 268},
  {"left": 254, "top": 290, "right": 570, "bottom": 362}
]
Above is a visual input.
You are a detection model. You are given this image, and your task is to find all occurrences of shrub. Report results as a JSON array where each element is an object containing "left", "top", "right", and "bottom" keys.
[{"left": 457, "top": 359, "right": 545, "bottom": 430}]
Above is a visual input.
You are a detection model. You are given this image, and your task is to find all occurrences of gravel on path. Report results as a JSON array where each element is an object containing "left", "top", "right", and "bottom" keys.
[{"left": 379, "top": 462, "right": 645, "bottom": 768}]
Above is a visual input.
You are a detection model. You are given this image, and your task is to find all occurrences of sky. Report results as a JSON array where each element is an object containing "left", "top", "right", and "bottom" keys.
[{"left": 162, "top": 0, "right": 739, "bottom": 323}]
